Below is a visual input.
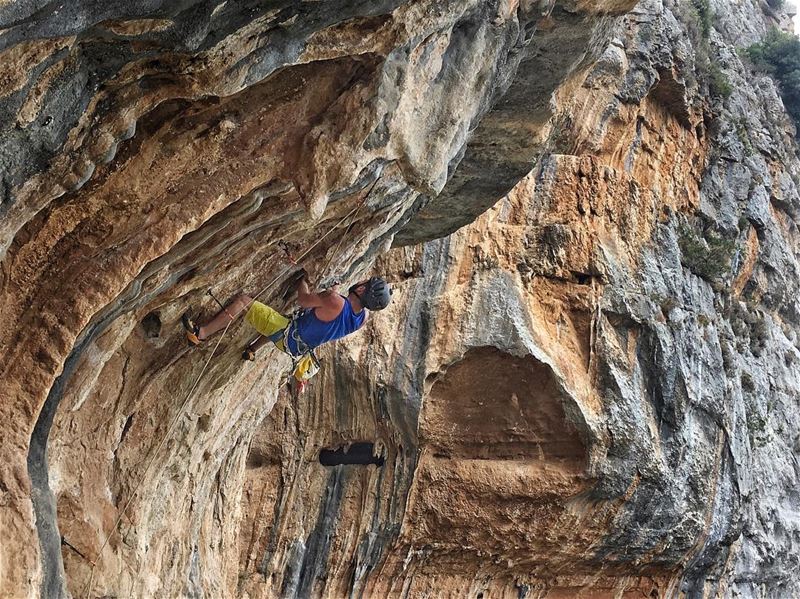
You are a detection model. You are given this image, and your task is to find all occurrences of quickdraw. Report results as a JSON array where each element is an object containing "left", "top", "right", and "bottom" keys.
[{"left": 278, "top": 240, "right": 298, "bottom": 265}]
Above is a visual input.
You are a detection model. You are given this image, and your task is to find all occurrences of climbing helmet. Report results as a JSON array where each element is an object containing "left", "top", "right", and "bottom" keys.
[{"left": 361, "top": 276, "right": 392, "bottom": 311}]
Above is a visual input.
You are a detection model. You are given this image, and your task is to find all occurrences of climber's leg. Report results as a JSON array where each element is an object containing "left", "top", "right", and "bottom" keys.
[
  {"left": 196, "top": 293, "right": 253, "bottom": 340},
  {"left": 244, "top": 301, "right": 290, "bottom": 337},
  {"left": 242, "top": 334, "right": 274, "bottom": 361}
]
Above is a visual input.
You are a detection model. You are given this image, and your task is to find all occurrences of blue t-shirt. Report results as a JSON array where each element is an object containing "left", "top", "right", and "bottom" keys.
[{"left": 285, "top": 296, "right": 365, "bottom": 355}]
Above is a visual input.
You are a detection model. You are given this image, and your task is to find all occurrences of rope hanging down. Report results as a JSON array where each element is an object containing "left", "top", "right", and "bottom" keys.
[{"left": 82, "top": 185, "right": 374, "bottom": 598}]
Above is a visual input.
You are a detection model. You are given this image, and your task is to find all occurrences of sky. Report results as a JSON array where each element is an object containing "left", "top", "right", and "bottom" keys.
[{"left": 793, "top": 0, "right": 800, "bottom": 31}]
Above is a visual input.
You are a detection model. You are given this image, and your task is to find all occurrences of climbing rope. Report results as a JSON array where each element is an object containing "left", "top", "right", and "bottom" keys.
[
  {"left": 314, "top": 178, "right": 377, "bottom": 286},
  {"left": 82, "top": 184, "right": 376, "bottom": 598}
]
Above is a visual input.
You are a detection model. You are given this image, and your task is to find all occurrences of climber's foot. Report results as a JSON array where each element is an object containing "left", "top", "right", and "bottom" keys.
[{"left": 181, "top": 312, "right": 202, "bottom": 346}]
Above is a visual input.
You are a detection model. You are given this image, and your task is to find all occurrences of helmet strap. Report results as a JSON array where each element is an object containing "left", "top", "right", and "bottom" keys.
[{"left": 348, "top": 285, "right": 367, "bottom": 310}]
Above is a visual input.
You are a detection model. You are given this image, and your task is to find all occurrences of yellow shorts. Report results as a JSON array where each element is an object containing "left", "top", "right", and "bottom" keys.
[{"left": 245, "top": 301, "right": 290, "bottom": 337}]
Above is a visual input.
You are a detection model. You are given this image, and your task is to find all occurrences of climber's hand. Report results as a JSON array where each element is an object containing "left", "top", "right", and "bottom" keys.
[{"left": 290, "top": 268, "right": 309, "bottom": 287}]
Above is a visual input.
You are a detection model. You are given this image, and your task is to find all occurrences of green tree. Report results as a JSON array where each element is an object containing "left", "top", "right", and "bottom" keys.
[
  {"left": 691, "top": 0, "right": 712, "bottom": 39},
  {"left": 747, "top": 28, "right": 800, "bottom": 129}
]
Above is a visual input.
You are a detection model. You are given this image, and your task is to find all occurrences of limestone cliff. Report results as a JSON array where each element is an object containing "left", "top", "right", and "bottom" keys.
[{"left": 1, "top": 1, "right": 799, "bottom": 598}]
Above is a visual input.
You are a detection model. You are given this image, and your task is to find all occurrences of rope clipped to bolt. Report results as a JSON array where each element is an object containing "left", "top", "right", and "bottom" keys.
[{"left": 82, "top": 182, "right": 376, "bottom": 598}]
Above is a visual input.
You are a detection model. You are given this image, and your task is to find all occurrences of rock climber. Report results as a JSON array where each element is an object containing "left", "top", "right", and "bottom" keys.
[{"left": 181, "top": 274, "right": 392, "bottom": 364}]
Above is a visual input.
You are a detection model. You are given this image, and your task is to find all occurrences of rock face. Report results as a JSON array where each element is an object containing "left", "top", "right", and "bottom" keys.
[{"left": 1, "top": 0, "right": 799, "bottom": 598}]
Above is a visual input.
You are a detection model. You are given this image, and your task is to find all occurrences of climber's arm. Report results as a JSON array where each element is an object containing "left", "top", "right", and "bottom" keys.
[
  {"left": 296, "top": 276, "right": 322, "bottom": 308},
  {"left": 296, "top": 276, "right": 344, "bottom": 311}
]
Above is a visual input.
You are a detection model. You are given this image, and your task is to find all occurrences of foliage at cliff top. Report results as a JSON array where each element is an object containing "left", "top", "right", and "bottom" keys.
[
  {"left": 746, "top": 28, "right": 800, "bottom": 131},
  {"left": 674, "top": 0, "right": 732, "bottom": 100}
]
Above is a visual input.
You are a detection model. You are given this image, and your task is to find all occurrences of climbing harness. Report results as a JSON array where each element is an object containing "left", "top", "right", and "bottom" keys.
[
  {"left": 281, "top": 308, "right": 322, "bottom": 382},
  {"left": 292, "top": 352, "right": 320, "bottom": 382},
  {"left": 240, "top": 307, "right": 322, "bottom": 380},
  {"left": 82, "top": 181, "right": 377, "bottom": 599}
]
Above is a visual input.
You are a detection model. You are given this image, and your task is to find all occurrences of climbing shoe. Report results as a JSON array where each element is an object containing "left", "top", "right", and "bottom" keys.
[{"left": 181, "top": 312, "right": 202, "bottom": 346}]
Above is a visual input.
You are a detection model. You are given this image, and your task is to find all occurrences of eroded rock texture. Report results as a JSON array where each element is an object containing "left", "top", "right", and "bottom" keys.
[{"left": 1, "top": 0, "right": 799, "bottom": 598}]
